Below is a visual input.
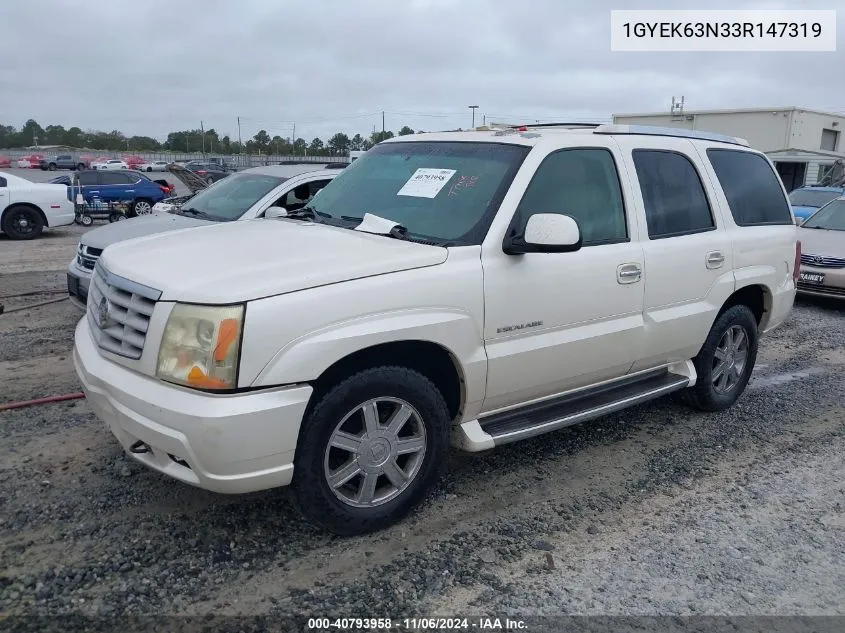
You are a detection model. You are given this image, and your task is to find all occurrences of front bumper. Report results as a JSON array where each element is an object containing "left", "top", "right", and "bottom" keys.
[
  {"left": 73, "top": 318, "right": 313, "bottom": 494},
  {"left": 797, "top": 264, "right": 845, "bottom": 299},
  {"left": 67, "top": 259, "right": 93, "bottom": 311}
]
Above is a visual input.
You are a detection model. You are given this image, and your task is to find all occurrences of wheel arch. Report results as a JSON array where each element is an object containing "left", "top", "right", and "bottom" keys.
[
  {"left": 1, "top": 202, "right": 48, "bottom": 228},
  {"left": 304, "top": 340, "right": 467, "bottom": 424},
  {"left": 717, "top": 283, "right": 771, "bottom": 329}
]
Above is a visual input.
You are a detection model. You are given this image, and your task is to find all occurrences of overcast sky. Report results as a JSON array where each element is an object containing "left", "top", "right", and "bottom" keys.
[{"left": 1, "top": 0, "right": 843, "bottom": 143}]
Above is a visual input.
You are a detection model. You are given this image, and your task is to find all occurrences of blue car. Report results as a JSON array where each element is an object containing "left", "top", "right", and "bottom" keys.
[
  {"left": 67, "top": 169, "right": 169, "bottom": 217},
  {"left": 788, "top": 186, "right": 845, "bottom": 223}
]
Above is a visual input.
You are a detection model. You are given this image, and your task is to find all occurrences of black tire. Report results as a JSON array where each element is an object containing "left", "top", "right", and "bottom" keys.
[
  {"left": 80, "top": 214, "right": 93, "bottom": 226},
  {"left": 293, "top": 366, "right": 450, "bottom": 536},
  {"left": 206, "top": 176, "right": 214, "bottom": 185},
  {"left": 48, "top": 163, "right": 56, "bottom": 171},
  {"left": 2, "top": 205, "right": 44, "bottom": 240},
  {"left": 77, "top": 163, "right": 85, "bottom": 171},
  {"left": 146, "top": 167, "right": 152, "bottom": 172},
  {"left": 681, "top": 305, "right": 759, "bottom": 412}
]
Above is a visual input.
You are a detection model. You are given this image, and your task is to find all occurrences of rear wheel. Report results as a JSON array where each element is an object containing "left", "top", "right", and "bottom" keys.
[
  {"left": 129, "top": 199, "right": 152, "bottom": 217},
  {"left": 79, "top": 214, "right": 93, "bottom": 226},
  {"left": 205, "top": 176, "right": 214, "bottom": 185},
  {"left": 293, "top": 366, "right": 450, "bottom": 535},
  {"left": 48, "top": 163, "right": 56, "bottom": 171},
  {"left": 2, "top": 205, "right": 44, "bottom": 240},
  {"left": 681, "top": 304, "right": 758, "bottom": 412},
  {"left": 76, "top": 163, "right": 85, "bottom": 171}
]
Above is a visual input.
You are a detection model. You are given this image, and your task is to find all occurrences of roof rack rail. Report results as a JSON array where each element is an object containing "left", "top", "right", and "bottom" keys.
[
  {"left": 593, "top": 124, "right": 750, "bottom": 147},
  {"left": 513, "top": 122, "right": 605, "bottom": 129}
]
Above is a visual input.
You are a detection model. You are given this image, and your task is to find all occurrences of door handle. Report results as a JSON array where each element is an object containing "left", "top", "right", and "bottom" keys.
[
  {"left": 617, "top": 263, "right": 642, "bottom": 284},
  {"left": 706, "top": 251, "right": 725, "bottom": 269}
]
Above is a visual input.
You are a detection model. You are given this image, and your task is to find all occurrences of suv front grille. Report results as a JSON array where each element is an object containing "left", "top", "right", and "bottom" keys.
[
  {"left": 86, "top": 263, "right": 162, "bottom": 359},
  {"left": 800, "top": 253, "right": 845, "bottom": 269},
  {"left": 77, "top": 245, "right": 104, "bottom": 271}
]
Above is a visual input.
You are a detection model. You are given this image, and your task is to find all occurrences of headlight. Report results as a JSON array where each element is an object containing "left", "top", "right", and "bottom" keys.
[{"left": 156, "top": 303, "right": 244, "bottom": 390}]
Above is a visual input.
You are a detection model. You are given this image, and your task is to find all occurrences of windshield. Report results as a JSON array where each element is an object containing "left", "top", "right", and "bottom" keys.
[
  {"left": 177, "top": 173, "right": 286, "bottom": 221},
  {"left": 306, "top": 141, "right": 530, "bottom": 245},
  {"left": 789, "top": 189, "right": 842, "bottom": 208},
  {"left": 803, "top": 199, "right": 845, "bottom": 230}
]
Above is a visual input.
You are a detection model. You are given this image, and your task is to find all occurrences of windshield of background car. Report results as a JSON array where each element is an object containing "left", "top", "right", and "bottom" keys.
[
  {"left": 178, "top": 173, "right": 286, "bottom": 221},
  {"left": 803, "top": 199, "right": 845, "bottom": 231},
  {"left": 306, "top": 141, "right": 530, "bottom": 245},
  {"left": 789, "top": 189, "right": 842, "bottom": 208}
]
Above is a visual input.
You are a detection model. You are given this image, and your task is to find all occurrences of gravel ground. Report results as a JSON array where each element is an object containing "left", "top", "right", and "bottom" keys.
[{"left": 1, "top": 252, "right": 844, "bottom": 629}]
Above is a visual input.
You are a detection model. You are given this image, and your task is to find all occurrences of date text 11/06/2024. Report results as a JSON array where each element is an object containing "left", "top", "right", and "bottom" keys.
[{"left": 307, "top": 617, "right": 529, "bottom": 631}]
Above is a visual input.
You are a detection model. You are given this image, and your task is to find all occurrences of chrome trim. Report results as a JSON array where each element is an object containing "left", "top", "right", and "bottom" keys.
[
  {"left": 94, "top": 261, "right": 162, "bottom": 301},
  {"left": 489, "top": 376, "right": 689, "bottom": 446}
]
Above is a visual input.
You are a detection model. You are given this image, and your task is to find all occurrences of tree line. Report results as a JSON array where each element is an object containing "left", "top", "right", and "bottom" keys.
[{"left": 0, "top": 119, "right": 421, "bottom": 156}]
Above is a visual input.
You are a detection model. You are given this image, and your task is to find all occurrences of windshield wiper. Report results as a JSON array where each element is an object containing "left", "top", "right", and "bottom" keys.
[{"left": 179, "top": 207, "right": 214, "bottom": 219}]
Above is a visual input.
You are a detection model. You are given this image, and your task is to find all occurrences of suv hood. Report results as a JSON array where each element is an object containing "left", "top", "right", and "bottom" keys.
[
  {"left": 101, "top": 219, "right": 448, "bottom": 303},
  {"left": 80, "top": 213, "right": 214, "bottom": 250},
  {"left": 798, "top": 226, "right": 845, "bottom": 257}
]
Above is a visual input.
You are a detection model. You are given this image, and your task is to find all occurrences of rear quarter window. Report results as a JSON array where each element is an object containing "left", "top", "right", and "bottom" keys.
[{"left": 706, "top": 149, "right": 793, "bottom": 226}]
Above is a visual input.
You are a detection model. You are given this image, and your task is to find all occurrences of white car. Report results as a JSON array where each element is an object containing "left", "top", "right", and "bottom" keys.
[
  {"left": 1, "top": 170, "right": 75, "bottom": 239},
  {"left": 16, "top": 157, "right": 36, "bottom": 168},
  {"left": 93, "top": 159, "right": 128, "bottom": 170},
  {"left": 73, "top": 124, "right": 797, "bottom": 535},
  {"left": 66, "top": 166, "right": 340, "bottom": 309},
  {"left": 138, "top": 160, "right": 170, "bottom": 173}
]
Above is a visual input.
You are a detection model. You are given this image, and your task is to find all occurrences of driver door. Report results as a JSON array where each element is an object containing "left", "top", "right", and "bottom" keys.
[{"left": 480, "top": 143, "right": 646, "bottom": 412}]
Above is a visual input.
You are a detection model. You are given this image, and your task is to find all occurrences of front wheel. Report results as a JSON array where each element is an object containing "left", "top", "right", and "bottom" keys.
[
  {"left": 681, "top": 304, "right": 759, "bottom": 412},
  {"left": 48, "top": 163, "right": 56, "bottom": 171},
  {"left": 2, "top": 205, "right": 44, "bottom": 240},
  {"left": 293, "top": 366, "right": 450, "bottom": 535}
]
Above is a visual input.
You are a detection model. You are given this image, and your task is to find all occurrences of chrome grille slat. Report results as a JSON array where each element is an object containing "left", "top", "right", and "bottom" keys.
[
  {"left": 86, "top": 263, "right": 161, "bottom": 360},
  {"left": 801, "top": 253, "right": 845, "bottom": 269}
]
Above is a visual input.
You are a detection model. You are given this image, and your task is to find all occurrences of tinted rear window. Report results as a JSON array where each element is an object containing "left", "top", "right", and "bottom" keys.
[{"left": 707, "top": 149, "right": 792, "bottom": 226}]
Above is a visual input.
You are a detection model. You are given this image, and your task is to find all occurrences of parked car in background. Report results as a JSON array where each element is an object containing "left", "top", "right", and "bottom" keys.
[
  {"left": 16, "top": 154, "right": 44, "bottom": 169},
  {"left": 138, "top": 160, "right": 170, "bottom": 172},
  {"left": 67, "top": 166, "right": 337, "bottom": 308},
  {"left": 39, "top": 154, "right": 87, "bottom": 171},
  {"left": 69, "top": 169, "right": 169, "bottom": 216},
  {"left": 184, "top": 161, "right": 228, "bottom": 184},
  {"left": 206, "top": 157, "right": 238, "bottom": 172},
  {"left": 1, "top": 170, "right": 75, "bottom": 239},
  {"left": 92, "top": 159, "right": 129, "bottom": 170},
  {"left": 122, "top": 155, "right": 146, "bottom": 170},
  {"left": 55, "top": 170, "right": 176, "bottom": 196},
  {"left": 796, "top": 196, "right": 845, "bottom": 299},
  {"left": 788, "top": 186, "right": 845, "bottom": 223},
  {"left": 0, "top": 156, "right": 11, "bottom": 168}
]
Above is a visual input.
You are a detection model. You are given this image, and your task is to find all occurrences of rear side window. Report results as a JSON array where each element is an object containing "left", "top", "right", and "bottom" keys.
[
  {"left": 707, "top": 149, "right": 792, "bottom": 226},
  {"left": 0, "top": 176, "right": 6, "bottom": 187},
  {"left": 632, "top": 149, "right": 714, "bottom": 239},
  {"left": 77, "top": 172, "right": 97, "bottom": 186},
  {"left": 100, "top": 172, "right": 133, "bottom": 185}
]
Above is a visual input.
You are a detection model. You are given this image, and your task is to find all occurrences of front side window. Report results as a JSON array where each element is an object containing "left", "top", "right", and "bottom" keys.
[
  {"left": 77, "top": 172, "right": 97, "bottom": 186},
  {"left": 511, "top": 148, "right": 627, "bottom": 245},
  {"left": 306, "top": 141, "right": 530, "bottom": 245},
  {"left": 0, "top": 176, "right": 6, "bottom": 187},
  {"left": 178, "top": 173, "right": 286, "bottom": 221},
  {"left": 707, "top": 149, "right": 792, "bottom": 226},
  {"left": 803, "top": 199, "right": 845, "bottom": 231},
  {"left": 632, "top": 149, "right": 714, "bottom": 239}
]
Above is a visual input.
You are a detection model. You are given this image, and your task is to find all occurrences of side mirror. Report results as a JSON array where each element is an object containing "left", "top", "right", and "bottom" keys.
[
  {"left": 265, "top": 206, "right": 287, "bottom": 219},
  {"left": 503, "top": 213, "right": 582, "bottom": 255}
]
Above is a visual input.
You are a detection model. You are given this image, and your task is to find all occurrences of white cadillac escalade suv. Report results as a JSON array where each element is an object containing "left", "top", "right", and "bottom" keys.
[{"left": 73, "top": 124, "right": 799, "bottom": 535}]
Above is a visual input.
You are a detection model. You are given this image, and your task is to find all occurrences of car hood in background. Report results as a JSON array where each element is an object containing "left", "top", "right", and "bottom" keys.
[
  {"left": 80, "top": 213, "right": 215, "bottom": 250},
  {"left": 798, "top": 227, "right": 845, "bottom": 258},
  {"left": 791, "top": 205, "right": 819, "bottom": 219},
  {"left": 100, "top": 219, "right": 448, "bottom": 303}
]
